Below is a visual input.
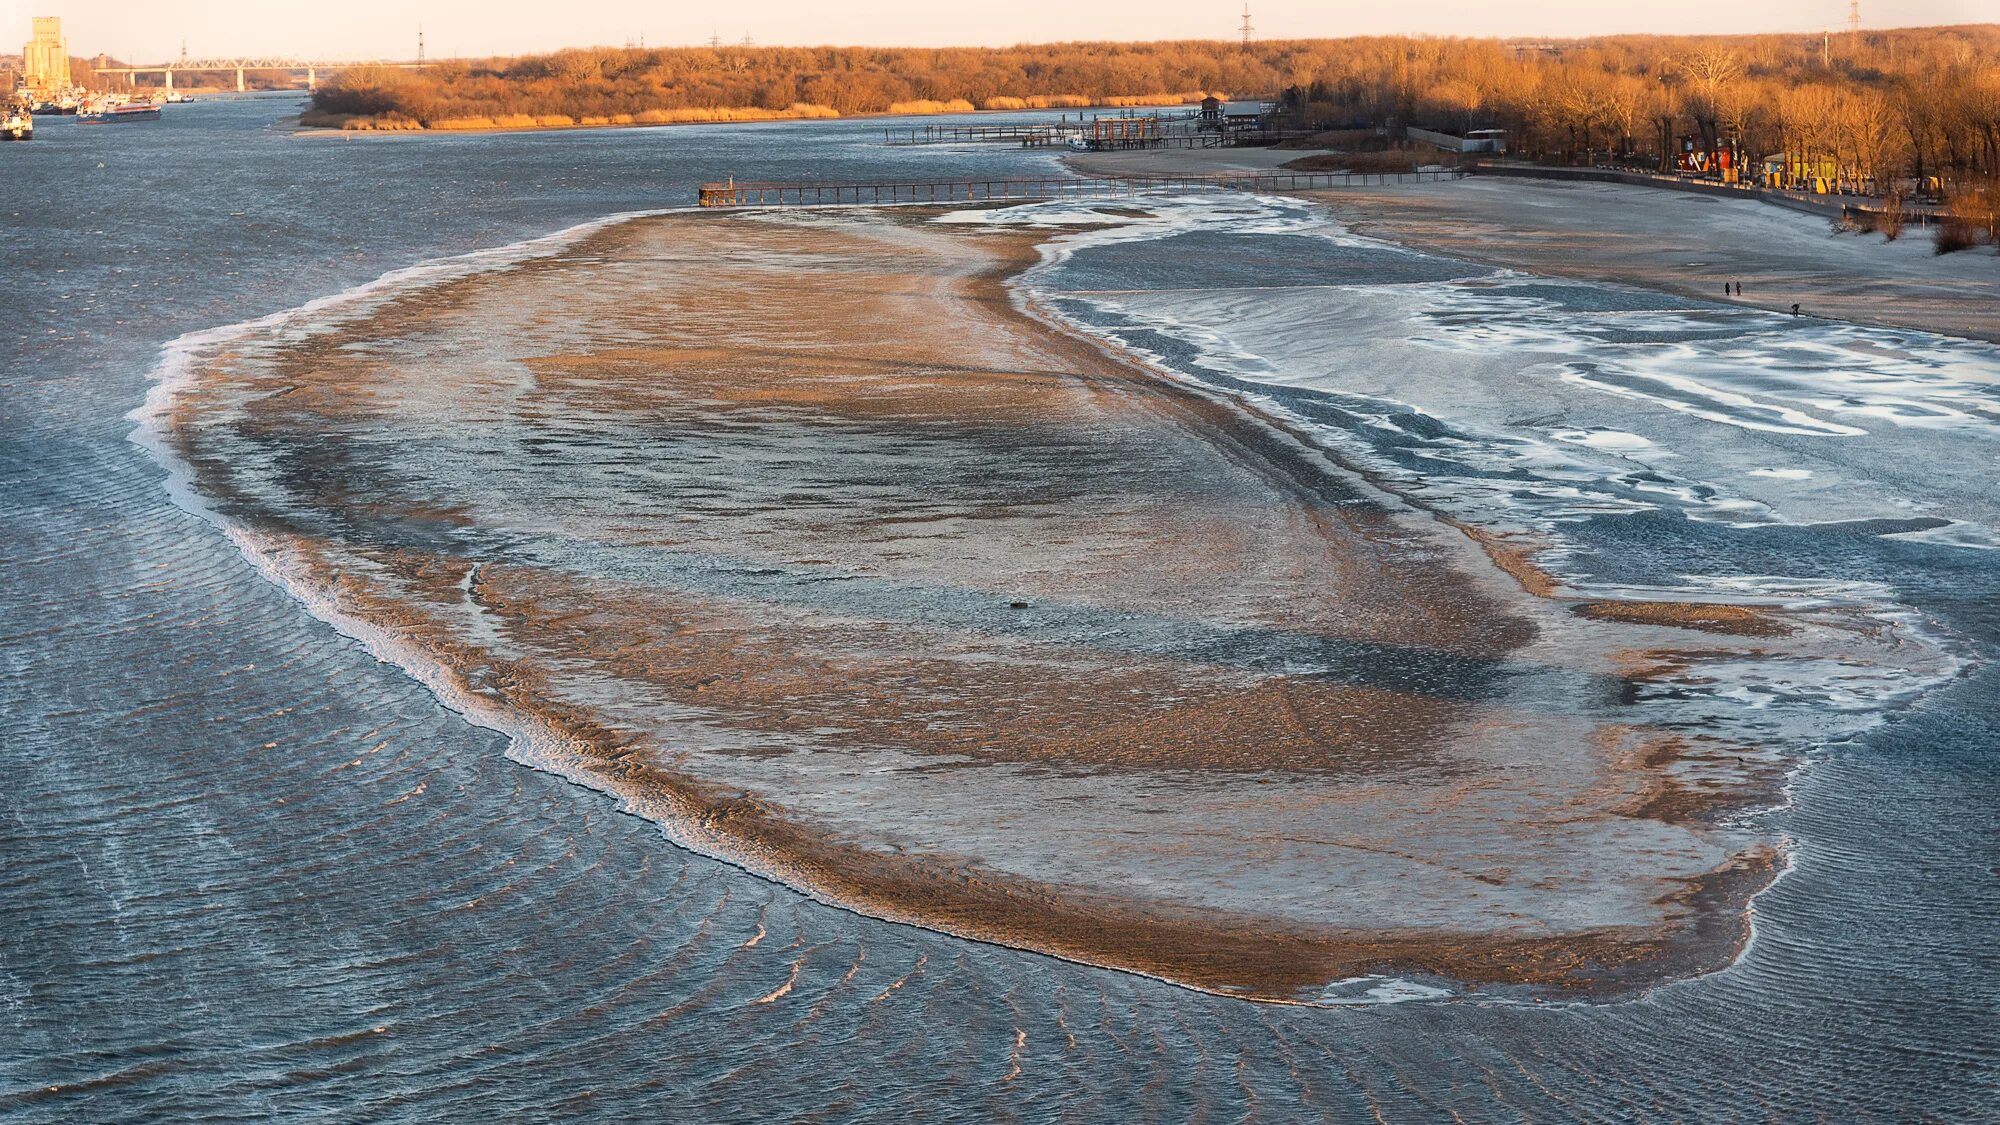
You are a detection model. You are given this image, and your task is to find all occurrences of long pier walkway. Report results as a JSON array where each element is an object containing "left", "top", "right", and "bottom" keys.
[
  {"left": 697, "top": 169, "right": 1463, "bottom": 208},
  {"left": 882, "top": 124, "right": 1071, "bottom": 146},
  {"left": 883, "top": 111, "right": 1199, "bottom": 146}
]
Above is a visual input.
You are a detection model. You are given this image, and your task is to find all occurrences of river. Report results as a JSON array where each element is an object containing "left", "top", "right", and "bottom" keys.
[{"left": 2, "top": 95, "right": 1994, "bottom": 1121}]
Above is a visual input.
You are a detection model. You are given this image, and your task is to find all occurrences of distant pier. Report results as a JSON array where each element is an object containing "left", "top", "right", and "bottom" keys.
[
  {"left": 696, "top": 169, "right": 1464, "bottom": 208},
  {"left": 882, "top": 124, "right": 1070, "bottom": 146},
  {"left": 882, "top": 110, "right": 1199, "bottom": 147}
]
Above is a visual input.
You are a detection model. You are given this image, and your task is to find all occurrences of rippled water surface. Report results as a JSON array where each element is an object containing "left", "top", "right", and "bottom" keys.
[{"left": 3, "top": 98, "right": 1997, "bottom": 1121}]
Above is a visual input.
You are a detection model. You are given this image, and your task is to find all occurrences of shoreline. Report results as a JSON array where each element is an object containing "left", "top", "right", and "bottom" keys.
[
  {"left": 1066, "top": 147, "right": 2000, "bottom": 344},
  {"left": 288, "top": 99, "right": 1207, "bottom": 138}
]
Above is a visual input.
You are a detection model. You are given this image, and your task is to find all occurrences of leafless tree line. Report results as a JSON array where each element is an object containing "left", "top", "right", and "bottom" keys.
[{"left": 309, "top": 27, "right": 2000, "bottom": 240}]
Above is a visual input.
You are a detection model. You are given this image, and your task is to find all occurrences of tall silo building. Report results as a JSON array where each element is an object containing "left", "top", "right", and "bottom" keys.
[{"left": 24, "top": 17, "right": 71, "bottom": 96}]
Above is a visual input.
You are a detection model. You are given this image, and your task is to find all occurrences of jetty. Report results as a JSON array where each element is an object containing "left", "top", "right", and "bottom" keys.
[
  {"left": 696, "top": 169, "right": 1464, "bottom": 208},
  {"left": 883, "top": 110, "right": 1199, "bottom": 147},
  {"left": 882, "top": 123, "right": 1070, "bottom": 146}
]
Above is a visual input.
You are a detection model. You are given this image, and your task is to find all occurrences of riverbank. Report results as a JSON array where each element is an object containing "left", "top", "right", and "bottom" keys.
[
  {"left": 295, "top": 97, "right": 1203, "bottom": 136},
  {"left": 1068, "top": 147, "right": 2000, "bottom": 343},
  {"left": 297, "top": 103, "right": 844, "bottom": 133},
  {"left": 1314, "top": 177, "right": 2000, "bottom": 344}
]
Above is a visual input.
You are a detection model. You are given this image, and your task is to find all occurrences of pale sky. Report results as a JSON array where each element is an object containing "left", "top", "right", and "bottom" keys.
[{"left": 4, "top": 0, "right": 1994, "bottom": 64}]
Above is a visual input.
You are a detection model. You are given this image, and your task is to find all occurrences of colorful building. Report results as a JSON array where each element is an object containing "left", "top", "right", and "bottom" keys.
[{"left": 1762, "top": 152, "right": 1843, "bottom": 192}]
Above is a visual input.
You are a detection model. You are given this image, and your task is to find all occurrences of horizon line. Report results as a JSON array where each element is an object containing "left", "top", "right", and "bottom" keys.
[{"left": 37, "top": 21, "right": 1999, "bottom": 67}]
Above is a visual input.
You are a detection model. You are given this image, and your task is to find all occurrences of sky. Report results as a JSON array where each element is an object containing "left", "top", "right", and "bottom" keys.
[{"left": 4, "top": 0, "right": 1994, "bottom": 64}]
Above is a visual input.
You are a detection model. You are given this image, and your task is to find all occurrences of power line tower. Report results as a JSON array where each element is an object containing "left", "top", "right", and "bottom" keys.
[
  {"left": 1239, "top": 2, "right": 1253, "bottom": 50},
  {"left": 417, "top": 25, "right": 426, "bottom": 68},
  {"left": 1848, "top": 0, "right": 1860, "bottom": 40},
  {"left": 709, "top": 30, "right": 723, "bottom": 49}
]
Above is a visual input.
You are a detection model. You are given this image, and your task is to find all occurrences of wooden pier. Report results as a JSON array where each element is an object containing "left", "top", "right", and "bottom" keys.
[
  {"left": 882, "top": 124, "right": 1071, "bottom": 146},
  {"left": 696, "top": 169, "right": 1464, "bottom": 208},
  {"left": 882, "top": 110, "right": 1199, "bottom": 147}
]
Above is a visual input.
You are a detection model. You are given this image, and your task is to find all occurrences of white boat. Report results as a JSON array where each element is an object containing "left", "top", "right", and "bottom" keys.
[{"left": 1, "top": 107, "right": 32, "bottom": 141}]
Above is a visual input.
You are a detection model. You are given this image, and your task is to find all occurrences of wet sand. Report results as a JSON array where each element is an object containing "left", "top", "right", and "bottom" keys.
[
  {"left": 155, "top": 206, "right": 1826, "bottom": 1002},
  {"left": 1316, "top": 178, "right": 2000, "bottom": 343}
]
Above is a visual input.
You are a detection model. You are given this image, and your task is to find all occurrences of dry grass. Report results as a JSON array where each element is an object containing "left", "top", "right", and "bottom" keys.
[
  {"left": 981, "top": 94, "right": 1095, "bottom": 110},
  {"left": 391, "top": 103, "right": 841, "bottom": 132},
  {"left": 1102, "top": 90, "right": 1213, "bottom": 107},
  {"left": 884, "top": 98, "right": 976, "bottom": 115}
]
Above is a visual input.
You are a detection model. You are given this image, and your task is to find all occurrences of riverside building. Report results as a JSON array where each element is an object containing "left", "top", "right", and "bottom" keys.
[{"left": 23, "top": 17, "right": 69, "bottom": 97}]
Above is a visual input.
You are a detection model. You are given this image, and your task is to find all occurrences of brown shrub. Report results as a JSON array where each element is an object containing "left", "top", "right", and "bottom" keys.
[{"left": 1933, "top": 218, "right": 1980, "bottom": 255}]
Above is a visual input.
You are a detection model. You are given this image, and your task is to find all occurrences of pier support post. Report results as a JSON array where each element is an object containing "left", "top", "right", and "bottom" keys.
[
  {"left": 236, "top": 68, "right": 246, "bottom": 92},
  {"left": 164, "top": 69, "right": 173, "bottom": 90}
]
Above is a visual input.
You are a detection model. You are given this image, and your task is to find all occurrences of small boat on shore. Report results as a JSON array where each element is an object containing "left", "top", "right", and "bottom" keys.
[{"left": 2, "top": 107, "right": 33, "bottom": 141}]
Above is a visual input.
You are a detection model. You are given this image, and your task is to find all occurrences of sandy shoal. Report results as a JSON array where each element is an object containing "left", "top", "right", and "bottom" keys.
[{"left": 160, "top": 205, "right": 1803, "bottom": 1002}]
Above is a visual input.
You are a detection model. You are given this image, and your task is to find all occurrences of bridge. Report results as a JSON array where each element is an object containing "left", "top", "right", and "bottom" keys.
[{"left": 92, "top": 58, "right": 427, "bottom": 91}]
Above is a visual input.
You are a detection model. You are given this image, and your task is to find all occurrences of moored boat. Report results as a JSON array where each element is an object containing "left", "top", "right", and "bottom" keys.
[
  {"left": 2, "top": 106, "right": 33, "bottom": 140},
  {"left": 77, "top": 98, "right": 162, "bottom": 124},
  {"left": 30, "top": 87, "right": 83, "bottom": 115}
]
